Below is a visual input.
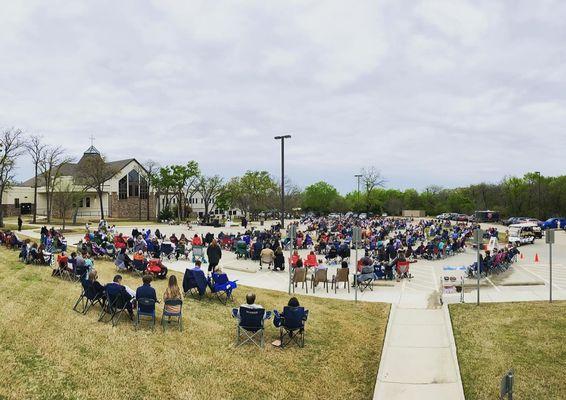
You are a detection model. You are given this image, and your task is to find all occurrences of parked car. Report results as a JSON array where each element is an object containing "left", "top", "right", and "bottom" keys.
[
  {"left": 436, "top": 213, "right": 450, "bottom": 220},
  {"left": 542, "top": 218, "right": 566, "bottom": 230},
  {"left": 456, "top": 214, "right": 469, "bottom": 222}
]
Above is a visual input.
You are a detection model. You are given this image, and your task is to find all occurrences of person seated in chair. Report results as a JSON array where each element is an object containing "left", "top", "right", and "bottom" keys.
[
  {"left": 235, "top": 292, "right": 267, "bottom": 320},
  {"left": 273, "top": 247, "right": 285, "bottom": 271},
  {"left": 274, "top": 297, "right": 301, "bottom": 327},
  {"left": 52, "top": 251, "right": 71, "bottom": 277},
  {"left": 136, "top": 275, "right": 158, "bottom": 314},
  {"left": 106, "top": 275, "right": 134, "bottom": 320},
  {"left": 259, "top": 246, "right": 275, "bottom": 269},
  {"left": 87, "top": 270, "right": 106, "bottom": 299}
]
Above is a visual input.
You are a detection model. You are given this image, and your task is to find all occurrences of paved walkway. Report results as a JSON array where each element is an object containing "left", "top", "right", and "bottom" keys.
[{"left": 373, "top": 266, "right": 465, "bottom": 400}]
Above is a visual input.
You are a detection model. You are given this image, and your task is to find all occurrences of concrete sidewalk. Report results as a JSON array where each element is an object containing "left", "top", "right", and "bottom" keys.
[{"left": 373, "top": 305, "right": 465, "bottom": 400}]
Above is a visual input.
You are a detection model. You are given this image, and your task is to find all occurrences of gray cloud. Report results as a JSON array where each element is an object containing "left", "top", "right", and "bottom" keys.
[{"left": 1, "top": 0, "right": 566, "bottom": 193}]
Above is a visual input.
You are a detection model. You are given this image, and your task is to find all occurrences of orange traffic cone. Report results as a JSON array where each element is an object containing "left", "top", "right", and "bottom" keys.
[{"left": 534, "top": 253, "right": 539, "bottom": 263}]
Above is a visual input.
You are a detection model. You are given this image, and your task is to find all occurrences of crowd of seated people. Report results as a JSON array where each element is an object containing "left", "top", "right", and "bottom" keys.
[{"left": 467, "top": 245, "right": 520, "bottom": 278}]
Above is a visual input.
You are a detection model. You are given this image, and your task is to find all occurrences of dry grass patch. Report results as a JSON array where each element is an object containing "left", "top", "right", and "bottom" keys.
[
  {"left": 0, "top": 249, "right": 389, "bottom": 400},
  {"left": 450, "top": 301, "right": 566, "bottom": 400}
]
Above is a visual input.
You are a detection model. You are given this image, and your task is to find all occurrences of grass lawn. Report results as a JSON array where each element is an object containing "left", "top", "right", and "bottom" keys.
[
  {"left": 450, "top": 302, "right": 566, "bottom": 400},
  {"left": 0, "top": 249, "right": 389, "bottom": 400}
]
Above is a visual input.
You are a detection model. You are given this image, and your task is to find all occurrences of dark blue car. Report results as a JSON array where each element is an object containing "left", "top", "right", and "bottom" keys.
[{"left": 542, "top": 218, "right": 566, "bottom": 230}]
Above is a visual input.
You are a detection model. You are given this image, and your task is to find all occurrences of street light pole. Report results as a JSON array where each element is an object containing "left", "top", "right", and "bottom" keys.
[
  {"left": 274, "top": 135, "right": 291, "bottom": 229},
  {"left": 355, "top": 174, "right": 362, "bottom": 210},
  {"left": 535, "top": 171, "right": 541, "bottom": 220}
]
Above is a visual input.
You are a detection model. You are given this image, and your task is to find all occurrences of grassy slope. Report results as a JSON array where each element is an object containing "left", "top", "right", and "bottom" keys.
[
  {"left": 0, "top": 249, "right": 389, "bottom": 400},
  {"left": 450, "top": 302, "right": 566, "bottom": 400}
]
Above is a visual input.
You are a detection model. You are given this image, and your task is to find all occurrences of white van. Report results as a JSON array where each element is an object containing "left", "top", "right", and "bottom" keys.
[{"left": 508, "top": 223, "right": 537, "bottom": 246}]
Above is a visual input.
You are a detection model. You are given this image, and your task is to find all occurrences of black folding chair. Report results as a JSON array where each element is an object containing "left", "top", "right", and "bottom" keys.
[
  {"left": 232, "top": 307, "right": 271, "bottom": 348},
  {"left": 274, "top": 306, "right": 309, "bottom": 348},
  {"left": 73, "top": 280, "right": 105, "bottom": 315},
  {"left": 161, "top": 299, "right": 183, "bottom": 332},
  {"left": 99, "top": 289, "right": 130, "bottom": 327}
]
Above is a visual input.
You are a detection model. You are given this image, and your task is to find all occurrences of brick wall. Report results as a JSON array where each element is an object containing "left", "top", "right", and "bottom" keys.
[{"left": 109, "top": 193, "right": 156, "bottom": 220}]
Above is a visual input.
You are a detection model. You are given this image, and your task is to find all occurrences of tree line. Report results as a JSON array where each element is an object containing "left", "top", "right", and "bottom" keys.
[{"left": 0, "top": 127, "right": 562, "bottom": 227}]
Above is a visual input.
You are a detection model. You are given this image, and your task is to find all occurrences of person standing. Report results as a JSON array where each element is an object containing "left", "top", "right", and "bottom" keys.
[
  {"left": 17, "top": 216, "right": 23, "bottom": 231},
  {"left": 207, "top": 239, "right": 222, "bottom": 272}
]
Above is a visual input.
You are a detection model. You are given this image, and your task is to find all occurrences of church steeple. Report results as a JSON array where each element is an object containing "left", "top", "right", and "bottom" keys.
[{"left": 84, "top": 135, "right": 100, "bottom": 155}]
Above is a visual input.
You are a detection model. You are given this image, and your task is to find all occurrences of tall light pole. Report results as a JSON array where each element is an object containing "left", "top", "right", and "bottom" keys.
[
  {"left": 535, "top": 171, "right": 541, "bottom": 220},
  {"left": 355, "top": 174, "right": 362, "bottom": 211},
  {"left": 274, "top": 135, "right": 291, "bottom": 229}
]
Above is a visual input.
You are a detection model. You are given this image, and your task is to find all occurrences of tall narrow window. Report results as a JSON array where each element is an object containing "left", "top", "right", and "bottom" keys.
[
  {"left": 140, "top": 176, "right": 148, "bottom": 200},
  {"left": 14, "top": 198, "right": 19, "bottom": 208},
  {"left": 86, "top": 197, "right": 91, "bottom": 207},
  {"left": 119, "top": 176, "right": 127, "bottom": 199},
  {"left": 128, "top": 170, "right": 140, "bottom": 197}
]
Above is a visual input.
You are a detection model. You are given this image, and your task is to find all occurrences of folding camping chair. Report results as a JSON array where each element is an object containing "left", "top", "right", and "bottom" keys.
[
  {"left": 132, "top": 259, "right": 147, "bottom": 277},
  {"left": 160, "top": 243, "right": 175, "bottom": 260},
  {"left": 356, "top": 265, "right": 375, "bottom": 292},
  {"left": 99, "top": 289, "right": 130, "bottom": 327},
  {"left": 311, "top": 268, "right": 328, "bottom": 293},
  {"left": 209, "top": 272, "right": 238, "bottom": 305},
  {"left": 396, "top": 261, "right": 411, "bottom": 279},
  {"left": 191, "top": 245, "right": 208, "bottom": 263},
  {"left": 73, "top": 280, "right": 105, "bottom": 315},
  {"left": 135, "top": 298, "right": 156, "bottom": 331},
  {"left": 332, "top": 267, "right": 350, "bottom": 293},
  {"left": 274, "top": 306, "right": 309, "bottom": 348},
  {"left": 291, "top": 267, "right": 308, "bottom": 293},
  {"left": 235, "top": 241, "right": 249, "bottom": 259},
  {"left": 182, "top": 268, "right": 207, "bottom": 299},
  {"left": 232, "top": 307, "right": 271, "bottom": 348},
  {"left": 161, "top": 299, "right": 183, "bottom": 332}
]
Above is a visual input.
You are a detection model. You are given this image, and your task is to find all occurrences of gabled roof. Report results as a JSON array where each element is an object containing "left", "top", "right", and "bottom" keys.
[{"left": 20, "top": 143, "right": 140, "bottom": 189}]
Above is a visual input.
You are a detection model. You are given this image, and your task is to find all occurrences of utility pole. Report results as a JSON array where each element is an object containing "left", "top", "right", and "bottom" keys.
[
  {"left": 274, "top": 135, "right": 291, "bottom": 229},
  {"left": 355, "top": 174, "right": 362, "bottom": 211}
]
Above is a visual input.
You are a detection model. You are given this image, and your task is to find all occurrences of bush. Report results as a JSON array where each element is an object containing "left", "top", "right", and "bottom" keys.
[{"left": 158, "top": 207, "right": 174, "bottom": 221}]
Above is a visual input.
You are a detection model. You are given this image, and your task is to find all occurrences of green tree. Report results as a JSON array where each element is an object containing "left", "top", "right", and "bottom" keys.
[{"left": 302, "top": 181, "right": 341, "bottom": 214}]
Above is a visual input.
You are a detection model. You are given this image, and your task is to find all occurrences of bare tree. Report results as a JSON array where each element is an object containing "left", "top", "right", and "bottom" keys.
[
  {"left": 74, "top": 154, "right": 118, "bottom": 220},
  {"left": 25, "top": 135, "right": 47, "bottom": 224},
  {"left": 196, "top": 175, "right": 224, "bottom": 223},
  {"left": 52, "top": 182, "right": 84, "bottom": 231},
  {"left": 0, "top": 129, "right": 25, "bottom": 227},
  {"left": 39, "top": 146, "right": 73, "bottom": 223},
  {"left": 361, "top": 166, "right": 386, "bottom": 211}
]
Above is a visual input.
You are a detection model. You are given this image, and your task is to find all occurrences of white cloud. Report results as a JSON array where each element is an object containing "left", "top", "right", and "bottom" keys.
[{"left": 1, "top": 0, "right": 566, "bottom": 192}]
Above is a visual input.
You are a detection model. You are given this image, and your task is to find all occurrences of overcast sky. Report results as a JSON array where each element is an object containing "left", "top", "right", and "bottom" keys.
[{"left": 1, "top": 0, "right": 566, "bottom": 194}]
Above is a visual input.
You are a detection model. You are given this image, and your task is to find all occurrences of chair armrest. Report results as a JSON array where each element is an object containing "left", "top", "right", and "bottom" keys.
[
  {"left": 231, "top": 308, "right": 238, "bottom": 319},
  {"left": 265, "top": 311, "right": 272, "bottom": 320}
]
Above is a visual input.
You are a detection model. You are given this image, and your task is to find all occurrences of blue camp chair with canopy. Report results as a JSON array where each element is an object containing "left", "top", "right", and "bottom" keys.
[
  {"left": 232, "top": 306, "right": 271, "bottom": 348},
  {"left": 182, "top": 268, "right": 208, "bottom": 299},
  {"left": 209, "top": 272, "right": 238, "bottom": 305},
  {"left": 273, "top": 306, "right": 309, "bottom": 348}
]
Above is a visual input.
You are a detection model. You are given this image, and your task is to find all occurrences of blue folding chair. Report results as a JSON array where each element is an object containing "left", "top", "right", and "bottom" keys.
[
  {"left": 232, "top": 307, "right": 271, "bottom": 348},
  {"left": 161, "top": 299, "right": 183, "bottom": 332},
  {"left": 135, "top": 298, "right": 156, "bottom": 331},
  {"left": 209, "top": 273, "right": 238, "bottom": 305},
  {"left": 273, "top": 306, "right": 309, "bottom": 348}
]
